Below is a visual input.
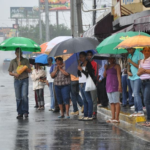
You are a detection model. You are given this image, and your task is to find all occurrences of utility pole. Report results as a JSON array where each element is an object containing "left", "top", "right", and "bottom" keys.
[
  {"left": 39, "top": 0, "right": 42, "bottom": 43},
  {"left": 45, "top": 0, "right": 49, "bottom": 41},
  {"left": 56, "top": 11, "right": 59, "bottom": 28},
  {"left": 93, "top": 0, "right": 97, "bottom": 25},
  {"left": 76, "top": 0, "right": 83, "bottom": 37},
  {"left": 70, "top": 0, "right": 78, "bottom": 37}
]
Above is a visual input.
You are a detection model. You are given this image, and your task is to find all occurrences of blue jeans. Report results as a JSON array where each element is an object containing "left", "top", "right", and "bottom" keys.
[
  {"left": 71, "top": 81, "right": 83, "bottom": 112},
  {"left": 55, "top": 84, "right": 71, "bottom": 105},
  {"left": 79, "top": 83, "right": 93, "bottom": 118},
  {"left": 142, "top": 81, "right": 150, "bottom": 121},
  {"left": 14, "top": 78, "right": 29, "bottom": 115},
  {"left": 122, "top": 75, "right": 134, "bottom": 105},
  {"left": 130, "top": 79, "right": 143, "bottom": 113},
  {"left": 49, "top": 82, "right": 55, "bottom": 109}
]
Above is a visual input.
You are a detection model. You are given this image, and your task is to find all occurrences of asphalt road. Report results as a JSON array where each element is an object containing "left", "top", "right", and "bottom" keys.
[{"left": 0, "top": 70, "right": 150, "bottom": 150}]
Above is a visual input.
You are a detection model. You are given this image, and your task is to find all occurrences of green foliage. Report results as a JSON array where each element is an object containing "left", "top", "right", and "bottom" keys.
[{"left": 18, "top": 22, "right": 71, "bottom": 44}]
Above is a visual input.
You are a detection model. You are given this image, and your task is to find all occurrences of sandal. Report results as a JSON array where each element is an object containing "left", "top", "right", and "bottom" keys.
[
  {"left": 142, "top": 122, "right": 149, "bottom": 126},
  {"left": 106, "top": 119, "right": 113, "bottom": 123},
  {"left": 129, "top": 113, "right": 137, "bottom": 117},
  {"left": 134, "top": 113, "right": 144, "bottom": 117},
  {"left": 112, "top": 120, "right": 120, "bottom": 123},
  {"left": 78, "top": 117, "right": 88, "bottom": 121}
]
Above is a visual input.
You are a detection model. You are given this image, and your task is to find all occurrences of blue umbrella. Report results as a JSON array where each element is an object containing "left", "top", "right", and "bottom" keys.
[
  {"left": 35, "top": 54, "right": 48, "bottom": 65},
  {"left": 65, "top": 50, "right": 98, "bottom": 77}
]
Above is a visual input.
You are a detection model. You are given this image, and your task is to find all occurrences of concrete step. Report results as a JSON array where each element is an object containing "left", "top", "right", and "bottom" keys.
[{"left": 97, "top": 106, "right": 146, "bottom": 124}]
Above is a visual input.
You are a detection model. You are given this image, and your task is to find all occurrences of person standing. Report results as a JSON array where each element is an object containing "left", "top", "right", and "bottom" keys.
[
  {"left": 127, "top": 48, "right": 144, "bottom": 117},
  {"left": 137, "top": 47, "right": 150, "bottom": 126},
  {"left": 51, "top": 57, "right": 71, "bottom": 118},
  {"left": 104, "top": 57, "right": 122, "bottom": 123},
  {"left": 8, "top": 48, "right": 31, "bottom": 119},
  {"left": 46, "top": 57, "right": 55, "bottom": 111},
  {"left": 70, "top": 75, "right": 83, "bottom": 115},
  {"left": 78, "top": 52, "right": 95, "bottom": 121},
  {"left": 97, "top": 60, "right": 108, "bottom": 107},
  {"left": 31, "top": 64, "right": 46, "bottom": 110},
  {"left": 87, "top": 51, "right": 98, "bottom": 119}
]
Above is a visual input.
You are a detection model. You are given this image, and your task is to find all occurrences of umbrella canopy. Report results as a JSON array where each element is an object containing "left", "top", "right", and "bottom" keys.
[
  {"left": 65, "top": 50, "right": 97, "bottom": 77},
  {"left": 39, "top": 42, "right": 48, "bottom": 54},
  {"left": 35, "top": 54, "right": 48, "bottom": 65},
  {"left": 0, "top": 37, "right": 41, "bottom": 52},
  {"left": 49, "top": 37, "right": 99, "bottom": 57},
  {"left": 45, "top": 36, "right": 72, "bottom": 54},
  {"left": 96, "top": 31, "right": 150, "bottom": 54},
  {"left": 116, "top": 35, "right": 150, "bottom": 49}
]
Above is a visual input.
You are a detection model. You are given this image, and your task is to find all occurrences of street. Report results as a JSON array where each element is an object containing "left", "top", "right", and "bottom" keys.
[{"left": 0, "top": 70, "right": 150, "bottom": 150}]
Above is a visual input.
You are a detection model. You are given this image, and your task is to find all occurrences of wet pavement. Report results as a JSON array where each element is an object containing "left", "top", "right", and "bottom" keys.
[{"left": 1, "top": 71, "right": 150, "bottom": 150}]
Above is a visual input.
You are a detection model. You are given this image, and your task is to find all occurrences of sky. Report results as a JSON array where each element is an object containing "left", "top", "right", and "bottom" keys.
[{"left": 0, "top": 0, "right": 111, "bottom": 30}]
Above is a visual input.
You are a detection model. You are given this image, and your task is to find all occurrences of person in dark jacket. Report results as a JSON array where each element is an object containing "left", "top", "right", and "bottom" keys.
[{"left": 78, "top": 52, "right": 95, "bottom": 121}]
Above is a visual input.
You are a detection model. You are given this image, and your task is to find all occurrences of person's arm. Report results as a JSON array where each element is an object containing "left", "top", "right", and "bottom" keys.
[
  {"left": 103, "top": 64, "right": 108, "bottom": 78},
  {"left": 127, "top": 58, "right": 139, "bottom": 68},
  {"left": 8, "top": 61, "right": 19, "bottom": 78},
  {"left": 30, "top": 70, "right": 36, "bottom": 81},
  {"left": 59, "top": 67, "right": 69, "bottom": 76},
  {"left": 116, "top": 65, "right": 122, "bottom": 92},
  {"left": 51, "top": 66, "right": 58, "bottom": 78}
]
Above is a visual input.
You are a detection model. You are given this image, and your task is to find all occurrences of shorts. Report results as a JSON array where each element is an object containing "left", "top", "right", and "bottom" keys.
[
  {"left": 55, "top": 84, "right": 71, "bottom": 105},
  {"left": 107, "top": 92, "right": 120, "bottom": 104}
]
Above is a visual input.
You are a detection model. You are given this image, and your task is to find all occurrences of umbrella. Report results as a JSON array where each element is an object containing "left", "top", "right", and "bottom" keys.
[
  {"left": 96, "top": 31, "right": 150, "bottom": 54},
  {"left": 92, "top": 54, "right": 123, "bottom": 60},
  {"left": 0, "top": 37, "right": 41, "bottom": 52},
  {"left": 116, "top": 35, "right": 150, "bottom": 49},
  {"left": 65, "top": 50, "right": 97, "bottom": 77},
  {"left": 48, "top": 37, "right": 99, "bottom": 57},
  {"left": 39, "top": 42, "right": 48, "bottom": 54},
  {"left": 35, "top": 54, "right": 48, "bottom": 65},
  {"left": 45, "top": 36, "right": 72, "bottom": 54}
]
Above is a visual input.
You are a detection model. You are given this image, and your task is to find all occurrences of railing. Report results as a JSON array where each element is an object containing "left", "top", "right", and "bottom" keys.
[{"left": 121, "top": 5, "right": 133, "bottom": 16}]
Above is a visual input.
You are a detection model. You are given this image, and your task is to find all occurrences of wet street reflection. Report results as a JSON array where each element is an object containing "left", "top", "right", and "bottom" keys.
[{"left": 0, "top": 72, "right": 150, "bottom": 150}]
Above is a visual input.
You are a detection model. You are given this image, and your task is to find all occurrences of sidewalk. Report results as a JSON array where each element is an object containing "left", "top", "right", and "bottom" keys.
[{"left": 97, "top": 105, "right": 150, "bottom": 142}]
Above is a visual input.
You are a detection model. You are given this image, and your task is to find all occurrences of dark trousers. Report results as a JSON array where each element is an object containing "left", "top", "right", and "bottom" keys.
[
  {"left": 35, "top": 90, "right": 44, "bottom": 107},
  {"left": 35, "top": 89, "right": 44, "bottom": 107},
  {"left": 53, "top": 84, "right": 60, "bottom": 110},
  {"left": 97, "top": 78, "right": 108, "bottom": 107}
]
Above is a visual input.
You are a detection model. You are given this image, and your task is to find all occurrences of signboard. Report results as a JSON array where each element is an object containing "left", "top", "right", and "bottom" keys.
[
  {"left": 10, "top": 7, "right": 39, "bottom": 19},
  {"left": 112, "top": 1, "right": 121, "bottom": 20},
  {"left": 40, "top": 0, "right": 70, "bottom": 11}
]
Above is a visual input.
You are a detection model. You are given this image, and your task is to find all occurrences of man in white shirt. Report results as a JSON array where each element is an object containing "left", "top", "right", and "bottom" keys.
[{"left": 47, "top": 57, "right": 55, "bottom": 111}]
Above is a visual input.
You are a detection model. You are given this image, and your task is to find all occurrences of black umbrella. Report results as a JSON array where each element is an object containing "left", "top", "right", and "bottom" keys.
[
  {"left": 48, "top": 37, "right": 99, "bottom": 57},
  {"left": 92, "top": 54, "right": 123, "bottom": 60}
]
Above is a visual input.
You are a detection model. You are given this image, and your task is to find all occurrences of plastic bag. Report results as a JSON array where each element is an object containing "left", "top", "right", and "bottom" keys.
[
  {"left": 16, "top": 65, "right": 28, "bottom": 75},
  {"left": 85, "top": 75, "right": 97, "bottom": 91}
]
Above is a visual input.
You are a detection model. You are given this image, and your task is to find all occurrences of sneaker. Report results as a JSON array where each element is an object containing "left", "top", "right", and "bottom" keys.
[
  {"left": 81, "top": 106, "right": 84, "bottom": 113},
  {"left": 130, "top": 106, "right": 135, "bottom": 109},
  {"left": 83, "top": 117, "right": 89, "bottom": 121},
  {"left": 16, "top": 114, "right": 23, "bottom": 119},
  {"left": 88, "top": 117, "right": 93, "bottom": 121},
  {"left": 92, "top": 112, "right": 97, "bottom": 119},
  {"left": 70, "top": 111, "right": 79, "bottom": 115},
  {"left": 49, "top": 109, "right": 53, "bottom": 111}
]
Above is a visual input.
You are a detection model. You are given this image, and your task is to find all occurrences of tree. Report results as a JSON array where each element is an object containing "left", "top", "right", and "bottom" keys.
[{"left": 18, "top": 23, "right": 71, "bottom": 44}]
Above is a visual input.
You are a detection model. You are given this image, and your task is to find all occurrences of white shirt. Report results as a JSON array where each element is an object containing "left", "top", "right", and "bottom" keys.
[
  {"left": 46, "top": 66, "right": 54, "bottom": 83},
  {"left": 79, "top": 67, "right": 87, "bottom": 83}
]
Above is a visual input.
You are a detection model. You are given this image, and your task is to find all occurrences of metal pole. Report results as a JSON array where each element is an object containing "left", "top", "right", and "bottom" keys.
[
  {"left": 39, "top": 0, "right": 42, "bottom": 43},
  {"left": 56, "top": 11, "right": 59, "bottom": 28},
  {"left": 45, "top": 0, "right": 49, "bottom": 41},
  {"left": 70, "top": 0, "right": 74, "bottom": 37},
  {"left": 93, "top": 0, "right": 96, "bottom": 25}
]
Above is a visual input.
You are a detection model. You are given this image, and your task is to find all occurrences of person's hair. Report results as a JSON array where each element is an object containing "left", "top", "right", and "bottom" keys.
[
  {"left": 15, "top": 47, "right": 22, "bottom": 53},
  {"left": 47, "top": 57, "right": 53, "bottom": 62},
  {"left": 55, "top": 57, "right": 63, "bottom": 62},
  {"left": 143, "top": 47, "right": 150, "bottom": 51},
  {"left": 79, "top": 52, "right": 87, "bottom": 57},
  {"left": 87, "top": 50, "right": 93, "bottom": 56},
  {"left": 127, "top": 48, "right": 135, "bottom": 51}
]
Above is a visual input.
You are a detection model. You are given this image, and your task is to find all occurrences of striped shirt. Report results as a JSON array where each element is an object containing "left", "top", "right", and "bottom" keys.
[{"left": 139, "top": 57, "right": 150, "bottom": 80}]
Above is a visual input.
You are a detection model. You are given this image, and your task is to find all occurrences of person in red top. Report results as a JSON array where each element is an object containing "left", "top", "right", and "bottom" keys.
[{"left": 87, "top": 51, "right": 98, "bottom": 119}]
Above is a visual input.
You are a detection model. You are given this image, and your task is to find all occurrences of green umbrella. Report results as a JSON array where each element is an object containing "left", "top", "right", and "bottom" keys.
[
  {"left": 96, "top": 31, "right": 150, "bottom": 54},
  {"left": 0, "top": 37, "right": 41, "bottom": 52}
]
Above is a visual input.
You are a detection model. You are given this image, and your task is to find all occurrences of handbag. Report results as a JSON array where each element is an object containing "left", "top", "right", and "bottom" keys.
[{"left": 85, "top": 75, "right": 97, "bottom": 91}]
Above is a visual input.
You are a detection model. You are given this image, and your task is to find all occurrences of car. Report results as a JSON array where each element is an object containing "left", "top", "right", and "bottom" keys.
[{"left": 3, "top": 58, "right": 12, "bottom": 72}]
